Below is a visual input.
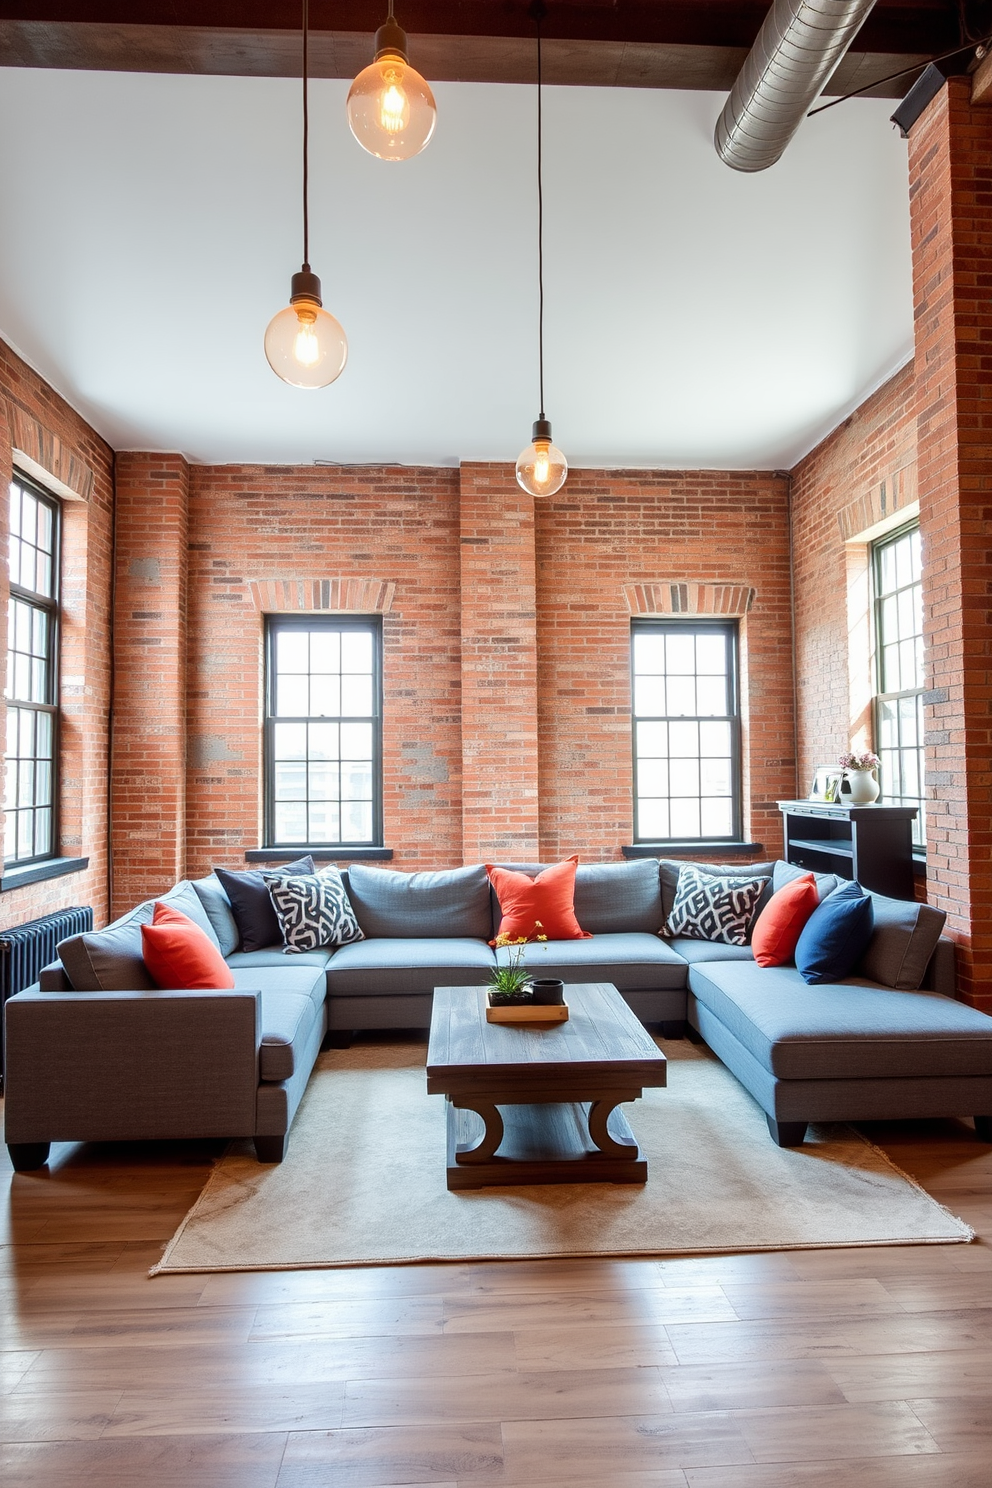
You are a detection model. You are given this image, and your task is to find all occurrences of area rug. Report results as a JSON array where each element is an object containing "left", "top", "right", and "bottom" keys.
[{"left": 152, "top": 1037, "right": 972, "bottom": 1273}]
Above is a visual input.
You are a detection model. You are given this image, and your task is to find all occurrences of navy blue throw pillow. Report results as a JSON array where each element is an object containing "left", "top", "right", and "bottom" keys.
[
  {"left": 794, "top": 880, "right": 874, "bottom": 985},
  {"left": 216, "top": 856, "right": 315, "bottom": 953}
]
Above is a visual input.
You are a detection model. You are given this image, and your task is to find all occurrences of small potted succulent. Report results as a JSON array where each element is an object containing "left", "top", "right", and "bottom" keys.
[
  {"left": 486, "top": 941, "right": 534, "bottom": 1006},
  {"left": 839, "top": 749, "right": 880, "bottom": 804}
]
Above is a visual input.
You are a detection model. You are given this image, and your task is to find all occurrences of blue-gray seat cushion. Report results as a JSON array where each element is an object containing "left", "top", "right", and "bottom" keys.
[
  {"left": 688, "top": 960, "right": 992, "bottom": 1080},
  {"left": 325, "top": 937, "right": 496, "bottom": 996},
  {"left": 346, "top": 864, "right": 493, "bottom": 940},
  {"left": 227, "top": 948, "right": 333, "bottom": 971},
  {"left": 228, "top": 965, "right": 326, "bottom": 1082},
  {"left": 495, "top": 932, "right": 689, "bottom": 991},
  {"left": 669, "top": 937, "right": 755, "bottom": 965},
  {"left": 230, "top": 964, "right": 327, "bottom": 1016}
]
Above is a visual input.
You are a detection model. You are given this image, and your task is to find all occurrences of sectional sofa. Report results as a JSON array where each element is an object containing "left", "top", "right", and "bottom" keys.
[{"left": 4, "top": 857, "right": 992, "bottom": 1171}]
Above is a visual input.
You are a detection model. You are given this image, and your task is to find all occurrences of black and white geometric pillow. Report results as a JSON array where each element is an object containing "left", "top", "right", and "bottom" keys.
[
  {"left": 664, "top": 865, "right": 769, "bottom": 946},
  {"left": 265, "top": 868, "right": 365, "bottom": 954}
]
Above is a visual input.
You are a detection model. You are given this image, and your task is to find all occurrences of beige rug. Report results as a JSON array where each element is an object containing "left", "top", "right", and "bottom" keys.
[{"left": 153, "top": 1037, "right": 972, "bottom": 1273}]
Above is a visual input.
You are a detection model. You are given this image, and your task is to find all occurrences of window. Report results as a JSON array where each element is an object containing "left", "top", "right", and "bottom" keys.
[
  {"left": 873, "top": 523, "right": 925, "bottom": 847},
  {"left": 264, "top": 617, "right": 382, "bottom": 848},
  {"left": 4, "top": 474, "right": 60, "bottom": 865},
  {"left": 631, "top": 621, "right": 740, "bottom": 843}
]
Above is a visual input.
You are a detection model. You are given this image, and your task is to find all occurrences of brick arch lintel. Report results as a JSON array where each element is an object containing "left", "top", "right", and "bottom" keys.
[
  {"left": 624, "top": 582, "right": 755, "bottom": 617},
  {"left": 248, "top": 578, "right": 396, "bottom": 613},
  {"left": 9, "top": 405, "right": 94, "bottom": 502}
]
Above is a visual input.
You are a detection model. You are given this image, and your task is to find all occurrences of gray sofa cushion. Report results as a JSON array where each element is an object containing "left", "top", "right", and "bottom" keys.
[
  {"left": 156, "top": 880, "right": 223, "bottom": 948},
  {"left": 688, "top": 960, "right": 992, "bottom": 1081},
  {"left": 192, "top": 874, "right": 240, "bottom": 956},
  {"left": 252, "top": 991, "right": 321, "bottom": 1082},
  {"left": 660, "top": 860, "right": 775, "bottom": 923},
  {"left": 346, "top": 864, "right": 493, "bottom": 940},
  {"left": 325, "top": 936, "right": 496, "bottom": 996},
  {"left": 495, "top": 932, "right": 689, "bottom": 991},
  {"left": 572, "top": 860, "right": 664, "bottom": 935},
  {"left": 58, "top": 909, "right": 157, "bottom": 992},
  {"left": 229, "top": 963, "right": 327, "bottom": 1012},
  {"left": 858, "top": 893, "right": 947, "bottom": 991},
  {"left": 669, "top": 937, "right": 755, "bottom": 965},
  {"left": 227, "top": 948, "right": 333, "bottom": 970}
]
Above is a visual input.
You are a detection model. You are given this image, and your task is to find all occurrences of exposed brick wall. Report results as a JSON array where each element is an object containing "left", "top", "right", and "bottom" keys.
[
  {"left": 790, "top": 365, "right": 918, "bottom": 795},
  {"left": 110, "top": 453, "right": 189, "bottom": 916},
  {"left": 184, "top": 464, "right": 464, "bottom": 876},
  {"left": 0, "top": 337, "right": 113, "bottom": 930},
  {"left": 908, "top": 79, "right": 992, "bottom": 1012},
  {"left": 534, "top": 469, "right": 795, "bottom": 863},
  {"left": 460, "top": 464, "right": 539, "bottom": 862}
]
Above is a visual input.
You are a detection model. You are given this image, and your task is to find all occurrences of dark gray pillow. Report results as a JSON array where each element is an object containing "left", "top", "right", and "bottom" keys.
[
  {"left": 58, "top": 908, "right": 157, "bottom": 991},
  {"left": 191, "top": 874, "right": 240, "bottom": 957},
  {"left": 660, "top": 859, "right": 775, "bottom": 923},
  {"left": 346, "top": 863, "right": 492, "bottom": 939},
  {"left": 215, "top": 856, "right": 315, "bottom": 953},
  {"left": 858, "top": 893, "right": 947, "bottom": 991},
  {"left": 772, "top": 859, "right": 839, "bottom": 903},
  {"left": 573, "top": 860, "right": 663, "bottom": 935},
  {"left": 156, "top": 880, "right": 222, "bottom": 948}
]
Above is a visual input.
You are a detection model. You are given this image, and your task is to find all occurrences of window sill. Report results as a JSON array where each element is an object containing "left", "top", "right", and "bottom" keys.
[
  {"left": 0, "top": 856, "right": 89, "bottom": 892},
  {"left": 623, "top": 842, "right": 765, "bottom": 860},
  {"left": 245, "top": 847, "right": 394, "bottom": 863}
]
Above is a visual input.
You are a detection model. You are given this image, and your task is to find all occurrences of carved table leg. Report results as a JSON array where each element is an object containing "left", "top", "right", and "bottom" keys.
[
  {"left": 450, "top": 1100, "right": 505, "bottom": 1164},
  {"left": 587, "top": 1098, "right": 639, "bottom": 1160}
]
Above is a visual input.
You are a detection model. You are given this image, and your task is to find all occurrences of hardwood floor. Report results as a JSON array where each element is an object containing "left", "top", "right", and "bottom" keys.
[{"left": 2, "top": 1107, "right": 991, "bottom": 1486}]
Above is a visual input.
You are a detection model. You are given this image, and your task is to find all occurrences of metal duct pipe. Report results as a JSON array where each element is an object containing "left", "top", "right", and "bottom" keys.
[{"left": 715, "top": 0, "right": 878, "bottom": 172}]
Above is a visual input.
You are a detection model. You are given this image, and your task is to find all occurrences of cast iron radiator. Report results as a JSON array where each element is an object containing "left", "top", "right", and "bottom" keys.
[{"left": 0, "top": 905, "right": 93, "bottom": 1087}]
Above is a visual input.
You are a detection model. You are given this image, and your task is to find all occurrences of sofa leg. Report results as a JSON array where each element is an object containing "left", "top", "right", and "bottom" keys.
[
  {"left": 323, "top": 1029, "right": 354, "bottom": 1049},
  {"left": 254, "top": 1134, "right": 287, "bottom": 1163},
  {"left": 7, "top": 1142, "right": 51, "bottom": 1172},
  {"left": 975, "top": 1116, "right": 992, "bottom": 1143},
  {"left": 685, "top": 1024, "right": 705, "bottom": 1045},
  {"left": 659, "top": 1020, "right": 687, "bottom": 1039},
  {"left": 766, "top": 1115, "right": 807, "bottom": 1147}
]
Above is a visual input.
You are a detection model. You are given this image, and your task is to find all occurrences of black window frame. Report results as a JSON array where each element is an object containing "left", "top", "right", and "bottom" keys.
[
  {"left": 871, "top": 520, "right": 926, "bottom": 850},
  {"left": 630, "top": 618, "right": 742, "bottom": 846},
  {"left": 4, "top": 471, "right": 62, "bottom": 869},
  {"left": 263, "top": 614, "right": 384, "bottom": 850}
]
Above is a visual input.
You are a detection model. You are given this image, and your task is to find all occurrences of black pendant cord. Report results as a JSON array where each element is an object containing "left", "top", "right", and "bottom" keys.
[
  {"left": 536, "top": 13, "right": 545, "bottom": 421},
  {"left": 807, "top": 33, "right": 991, "bottom": 117},
  {"left": 302, "top": 0, "right": 310, "bottom": 270}
]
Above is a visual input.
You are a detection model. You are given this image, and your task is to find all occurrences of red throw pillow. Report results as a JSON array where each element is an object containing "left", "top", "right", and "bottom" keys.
[
  {"left": 750, "top": 874, "right": 819, "bottom": 968},
  {"left": 141, "top": 902, "right": 235, "bottom": 989},
  {"left": 486, "top": 856, "right": 592, "bottom": 944}
]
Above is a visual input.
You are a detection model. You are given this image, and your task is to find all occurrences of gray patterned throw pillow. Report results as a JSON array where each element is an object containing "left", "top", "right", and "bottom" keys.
[
  {"left": 664, "top": 864, "right": 769, "bottom": 946},
  {"left": 265, "top": 868, "right": 365, "bottom": 954}
]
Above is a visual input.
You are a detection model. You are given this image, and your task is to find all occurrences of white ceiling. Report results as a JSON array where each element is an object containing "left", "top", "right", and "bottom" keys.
[{"left": 0, "top": 67, "right": 913, "bottom": 470}]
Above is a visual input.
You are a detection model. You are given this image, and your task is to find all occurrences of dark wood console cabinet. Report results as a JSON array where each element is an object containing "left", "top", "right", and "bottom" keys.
[{"left": 777, "top": 801, "right": 918, "bottom": 901}]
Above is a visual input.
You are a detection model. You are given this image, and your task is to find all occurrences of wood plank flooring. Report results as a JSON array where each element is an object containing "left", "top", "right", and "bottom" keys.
[{"left": 1, "top": 1106, "right": 991, "bottom": 1486}]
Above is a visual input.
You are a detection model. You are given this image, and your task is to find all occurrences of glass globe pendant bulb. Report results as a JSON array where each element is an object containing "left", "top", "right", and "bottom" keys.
[
  {"left": 264, "top": 269, "right": 348, "bottom": 389},
  {"left": 347, "top": 13, "right": 436, "bottom": 161},
  {"left": 516, "top": 418, "right": 568, "bottom": 497}
]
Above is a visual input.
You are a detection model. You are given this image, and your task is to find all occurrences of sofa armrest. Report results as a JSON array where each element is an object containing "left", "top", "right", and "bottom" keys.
[
  {"left": 921, "top": 936, "right": 956, "bottom": 999},
  {"left": 38, "top": 959, "right": 72, "bottom": 991},
  {"left": 3, "top": 988, "right": 261, "bottom": 1145}
]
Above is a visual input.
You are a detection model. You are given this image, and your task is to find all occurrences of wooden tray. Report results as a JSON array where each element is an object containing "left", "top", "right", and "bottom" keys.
[{"left": 486, "top": 994, "right": 569, "bottom": 1024}]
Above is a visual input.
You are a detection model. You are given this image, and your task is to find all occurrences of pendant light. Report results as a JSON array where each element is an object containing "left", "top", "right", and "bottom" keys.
[
  {"left": 265, "top": 0, "right": 348, "bottom": 388},
  {"left": 516, "top": 3, "right": 567, "bottom": 498},
  {"left": 347, "top": 2, "right": 437, "bottom": 162}
]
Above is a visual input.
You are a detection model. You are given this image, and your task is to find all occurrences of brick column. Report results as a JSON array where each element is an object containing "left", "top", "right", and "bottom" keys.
[
  {"left": 111, "top": 453, "right": 189, "bottom": 914},
  {"left": 459, "top": 463, "right": 540, "bottom": 863},
  {"left": 910, "top": 78, "right": 992, "bottom": 1011}
]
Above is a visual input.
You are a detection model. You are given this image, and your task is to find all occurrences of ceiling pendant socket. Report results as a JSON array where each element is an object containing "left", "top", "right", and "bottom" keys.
[{"left": 290, "top": 268, "right": 323, "bottom": 305}]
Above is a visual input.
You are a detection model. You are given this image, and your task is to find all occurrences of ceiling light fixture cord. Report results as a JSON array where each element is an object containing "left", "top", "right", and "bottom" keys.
[
  {"left": 302, "top": 0, "right": 310, "bottom": 269},
  {"left": 536, "top": 4, "right": 546, "bottom": 421}
]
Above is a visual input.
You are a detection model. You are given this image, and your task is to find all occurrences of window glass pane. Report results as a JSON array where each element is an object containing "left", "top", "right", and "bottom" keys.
[
  {"left": 341, "top": 722, "right": 373, "bottom": 759},
  {"left": 17, "top": 811, "right": 33, "bottom": 858},
  {"left": 699, "top": 720, "right": 732, "bottom": 757},
  {"left": 274, "top": 762, "right": 307, "bottom": 799},
  {"left": 341, "top": 762, "right": 372, "bottom": 800},
  {"left": 637, "top": 799, "right": 669, "bottom": 839},
  {"left": 700, "top": 758, "right": 732, "bottom": 796},
  {"left": 665, "top": 677, "right": 696, "bottom": 717},
  {"left": 637, "top": 758, "right": 668, "bottom": 795},
  {"left": 309, "top": 630, "right": 340, "bottom": 672},
  {"left": 696, "top": 677, "right": 728, "bottom": 716},
  {"left": 20, "top": 495, "right": 37, "bottom": 548},
  {"left": 274, "top": 802, "right": 307, "bottom": 841},
  {"left": 273, "top": 722, "right": 307, "bottom": 760},
  {"left": 668, "top": 721, "right": 699, "bottom": 757},
  {"left": 669, "top": 759, "right": 700, "bottom": 797},
  {"left": 35, "top": 760, "right": 52, "bottom": 806},
  {"left": 633, "top": 631, "right": 666, "bottom": 674},
  {"left": 276, "top": 630, "right": 309, "bottom": 672},
  {"left": 308, "top": 802, "right": 340, "bottom": 843},
  {"left": 633, "top": 675, "right": 666, "bottom": 717},
  {"left": 665, "top": 633, "right": 696, "bottom": 675},
  {"left": 695, "top": 633, "right": 726, "bottom": 675},
  {"left": 309, "top": 674, "right": 340, "bottom": 717},
  {"left": 701, "top": 798, "right": 733, "bottom": 837},
  {"left": 874, "top": 524, "right": 925, "bottom": 848},
  {"left": 34, "top": 808, "right": 51, "bottom": 856},
  {"left": 308, "top": 762, "right": 339, "bottom": 800},
  {"left": 36, "top": 710, "right": 52, "bottom": 757},
  {"left": 341, "top": 630, "right": 373, "bottom": 671},
  {"left": 636, "top": 721, "right": 667, "bottom": 756},
  {"left": 670, "top": 798, "right": 700, "bottom": 837},
  {"left": 276, "top": 675, "right": 309, "bottom": 717},
  {"left": 308, "top": 722, "right": 339, "bottom": 760},
  {"left": 342, "top": 800, "right": 373, "bottom": 841},
  {"left": 341, "top": 674, "right": 373, "bottom": 717},
  {"left": 7, "top": 532, "right": 19, "bottom": 588}
]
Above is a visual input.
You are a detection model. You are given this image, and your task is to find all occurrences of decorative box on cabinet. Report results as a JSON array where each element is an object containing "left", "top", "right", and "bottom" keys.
[{"left": 777, "top": 801, "right": 918, "bottom": 901}]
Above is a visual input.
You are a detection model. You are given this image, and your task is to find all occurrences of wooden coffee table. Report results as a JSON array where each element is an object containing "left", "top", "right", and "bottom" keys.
[{"left": 427, "top": 982, "right": 667, "bottom": 1190}]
